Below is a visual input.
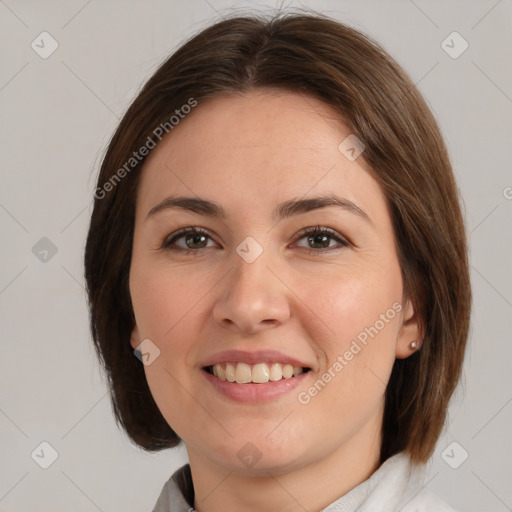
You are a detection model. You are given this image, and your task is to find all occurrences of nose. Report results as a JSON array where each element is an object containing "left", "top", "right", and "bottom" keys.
[{"left": 212, "top": 248, "right": 291, "bottom": 334}]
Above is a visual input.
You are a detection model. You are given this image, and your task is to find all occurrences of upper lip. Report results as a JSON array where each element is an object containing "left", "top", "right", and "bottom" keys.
[{"left": 201, "top": 349, "right": 312, "bottom": 369}]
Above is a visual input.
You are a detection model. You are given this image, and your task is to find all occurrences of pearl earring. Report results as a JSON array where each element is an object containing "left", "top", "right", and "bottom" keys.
[{"left": 410, "top": 340, "right": 418, "bottom": 350}]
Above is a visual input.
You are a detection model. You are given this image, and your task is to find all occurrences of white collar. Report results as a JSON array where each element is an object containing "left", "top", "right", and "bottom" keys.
[{"left": 152, "top": 452, "right": 457, "bottom": 512}]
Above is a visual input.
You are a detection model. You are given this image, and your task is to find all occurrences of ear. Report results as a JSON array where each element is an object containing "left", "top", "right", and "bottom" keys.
[
  {"left": 130, "top": 323, "right": 141, "bottom": 351},
  {"left": 395, "top": 298, "right": 423, "bottom": 359}
]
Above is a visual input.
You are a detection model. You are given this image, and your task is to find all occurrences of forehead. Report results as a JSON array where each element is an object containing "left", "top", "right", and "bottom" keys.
[{"left": 136, "top": 90, "right": 387, "bottom": 222}]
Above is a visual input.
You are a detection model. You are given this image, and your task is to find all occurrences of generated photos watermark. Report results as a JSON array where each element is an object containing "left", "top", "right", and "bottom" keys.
[
  {"left": 297, "top": 301, "right": 403, "bottom": 405},
  {"left": 94, "top": 97, "right": 197, "bottom": 200}
]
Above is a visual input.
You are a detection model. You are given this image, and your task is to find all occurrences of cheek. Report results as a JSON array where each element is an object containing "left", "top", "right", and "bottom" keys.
[
  {"left": 130, "top": 263, "right": 211, "bottom": 441},
  {"left": 301, "top": 263, "right": 402, "bottom": 404},
  {"left": 130, "top": 259, "right": 208, "bottom": 342},
  {"left": 304, "top": 260, "right": 402, "bottom": 347}
]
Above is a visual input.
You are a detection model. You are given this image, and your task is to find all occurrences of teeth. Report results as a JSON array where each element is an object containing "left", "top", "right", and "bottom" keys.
[
  {"left": 252, "top": 363, "right": 270, "bottom": 383},
  {"left": 235, "top": 363, "right": 252, "bottom": 383},
  {"left": 210, "top": 362, "right": 305, "bottom": 383},
  {"left": 225, "top": 362, "right": 236, "bottom": 382},
  {"left": 282, "top": 364, "right": 294, "bottom": 379},
  {"left": 269, "top": 363, "right": 283, "bottom": 381}
]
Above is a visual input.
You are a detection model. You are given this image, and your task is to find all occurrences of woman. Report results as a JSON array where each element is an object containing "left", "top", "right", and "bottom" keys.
[{"left": 84, "top": 11, "right": 471, "bottom": 512}]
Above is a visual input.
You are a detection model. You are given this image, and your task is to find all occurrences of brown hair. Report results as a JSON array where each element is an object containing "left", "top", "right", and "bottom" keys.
[{"left": 84, "top": 11, "right": 471, "bottom": 464}]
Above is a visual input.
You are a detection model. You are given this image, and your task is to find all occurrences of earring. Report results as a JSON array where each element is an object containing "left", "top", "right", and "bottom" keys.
[{"left": 410, "top": 340, "right": 418, "bottom": 350}]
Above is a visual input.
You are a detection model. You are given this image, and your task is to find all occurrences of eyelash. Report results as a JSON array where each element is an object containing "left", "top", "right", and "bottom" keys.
[{"left": 160, "top": 224, "right": 350, "bottom": 256}]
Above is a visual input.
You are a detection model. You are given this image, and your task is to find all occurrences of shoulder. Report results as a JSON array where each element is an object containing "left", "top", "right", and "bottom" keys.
[
  {"left": 152, "top": 463, "right": 194, "bottom": 512},
  {"left": 357, "top": 453, "right": 459, "bottom": 512},
  {"left": 400, "top": 487, "right": 458, "bottom": 512}
]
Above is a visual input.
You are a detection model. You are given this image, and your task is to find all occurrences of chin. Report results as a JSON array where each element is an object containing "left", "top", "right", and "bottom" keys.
[{"left": 205, "top": 434, "right": 311, "bottom": 476}]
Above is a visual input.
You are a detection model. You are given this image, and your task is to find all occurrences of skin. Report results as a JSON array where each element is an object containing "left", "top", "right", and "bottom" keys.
[{"left": 129, "top": 90, "right": 421, "bottom": 512}]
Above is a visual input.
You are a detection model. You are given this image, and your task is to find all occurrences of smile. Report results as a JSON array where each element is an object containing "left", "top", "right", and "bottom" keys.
[{"left": 204, "top": 362, "right": 311, "bottom": 384}]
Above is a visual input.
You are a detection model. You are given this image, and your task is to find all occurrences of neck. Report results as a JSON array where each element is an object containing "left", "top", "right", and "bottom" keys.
[{"left": 186, "top": 407, "right": 383, "bottom": 512}]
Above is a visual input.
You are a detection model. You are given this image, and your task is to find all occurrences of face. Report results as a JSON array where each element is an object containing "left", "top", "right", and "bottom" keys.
[{"left": 129, "top": 90, "right": 420, "bottom": 475}]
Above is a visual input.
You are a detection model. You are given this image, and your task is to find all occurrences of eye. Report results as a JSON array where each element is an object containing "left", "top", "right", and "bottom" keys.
[
  {"left": 161, "top": 226, "right": 216, "bottom": 254},
  {"left": 161, "top": 224, "right": 350, "bottom": 255},
  {"left": 293, "top": 225, "right": 350, "bottom": 254}
]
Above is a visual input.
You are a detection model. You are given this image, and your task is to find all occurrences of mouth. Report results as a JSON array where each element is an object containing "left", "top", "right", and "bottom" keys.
[{"left": 203, "top": 362, "right": 312, "bottom": 384}]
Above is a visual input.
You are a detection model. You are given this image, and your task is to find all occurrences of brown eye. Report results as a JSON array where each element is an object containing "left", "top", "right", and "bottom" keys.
[
  {"left": 294, "top": 225, "right": 349, "bottom": 254},
  {"left": 182, "top": 232, "right": 208, "bottom": 249},
  {"left": 162, "top": 227, "right": 215, "bottom": 252}
]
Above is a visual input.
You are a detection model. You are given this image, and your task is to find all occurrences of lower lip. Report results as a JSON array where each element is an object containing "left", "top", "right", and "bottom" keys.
[{"left": 201, "top": 368, "right": 310, "bottom": 403}]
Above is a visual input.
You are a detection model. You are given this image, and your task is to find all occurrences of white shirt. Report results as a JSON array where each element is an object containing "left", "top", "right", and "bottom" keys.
[{"left": 152, "top": 452, "right": 457, "bottom": 512}]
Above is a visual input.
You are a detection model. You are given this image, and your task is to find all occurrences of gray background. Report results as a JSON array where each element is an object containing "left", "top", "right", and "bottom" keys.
[{"left": 0, "top": 0, "right": 511, "bottom": 511}]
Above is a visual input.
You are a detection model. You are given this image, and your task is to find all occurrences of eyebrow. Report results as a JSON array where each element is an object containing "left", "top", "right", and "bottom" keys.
[{"left": 146, "top": 194, "right": 372, "bottom": 224}]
